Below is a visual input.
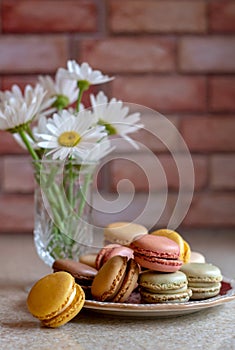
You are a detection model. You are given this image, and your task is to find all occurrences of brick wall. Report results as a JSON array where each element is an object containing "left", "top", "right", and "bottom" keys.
[{"left": 0, "top": 0, "right": 235, "bottom": 233}]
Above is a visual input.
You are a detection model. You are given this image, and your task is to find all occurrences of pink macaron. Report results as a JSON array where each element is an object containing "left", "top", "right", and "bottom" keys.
[
  {"left": 95, "top": 244, "right": 134, "bottom": 270},
  {"left": 130, "top": 234, "right": 182, "bottom": 272}
]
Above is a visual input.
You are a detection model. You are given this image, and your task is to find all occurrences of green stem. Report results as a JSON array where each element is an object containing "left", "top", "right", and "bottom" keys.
[
  {"left": 78, "top": 172, "right": 92, "bottom": 217},
  {"left": 18, "top": 129, "right": 39, "bottom": 161},
  {"left": 68, "top": 160, "right": 74, "bottom": 208},
  {"left": 52, "top": 183, "right": 68, "bottom": 218},
  {"left": 76, "top": 80, "right": 90, "bottom": 112},
  {"left": 26, "top": 124, "right": 36, "bottom": 142}
]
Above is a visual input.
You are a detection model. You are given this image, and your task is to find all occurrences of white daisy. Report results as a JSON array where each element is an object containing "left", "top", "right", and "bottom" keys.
[
  {"left": 90, "top": 91, "right": 143, "bottom": 148},
  {"left": 0, "top": 84, "right": 51, "bottom": 131},
  {"left": 38, "top": 68, "right": 79, "bottom": 109},
  {"left": 37, "top": 109, "right": 108, "bottom": 161},
  {"left": 82, "top": 137, "right": 114, "bottom": 163},
  {"left": 60, "top": 61, "right": 114, "bottom": 85},
  {"left": 13, "top": 115, "right": 49, "bottom": 150}
]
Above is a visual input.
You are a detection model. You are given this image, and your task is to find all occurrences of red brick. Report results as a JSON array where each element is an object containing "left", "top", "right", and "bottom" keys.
[
  {"left": 181, "top": 116, "right": 235, "bottom": 152},
  {"left": 210, "top": 155, "right": 235, "bottom": 190},
  {"left": 109, "top": 154, "right": 207, "bottom": 192},
  {"left": 2, "top": 75, "right": 38, "bottom": 90},
  {"left": 183, "top": 193, "right": 235, "bottom": 227},
  {"left": 179, "top": 37, "right": 235, "bottom": 72},
  {"left": 2, "top": 0, "right": 97, "bottom": 33},
  {"left": 209, "top": 0, "right": 235, "bottom": 32},
  {"left": 112, "top": 76, "right": 207, "bottom": 112},
  {"left": 80, "top": 37, "right": 176, "bottom": 73},
  {"left": 0, "top": 194, "right": 34, "bottom": 232},
  {"left": 0, "top": 35, "right": 68, "bottom": 73},
  {"left": 0, "top": 159, "right": 3, "bottom": 189},
  {"left": 122, "top": 114, "right": 180, "bottom": 153},
  {"left": 2, "top": 156, "right": 34, "bottom": 193},
  {"left": 209, "top": 77, "right": 235, "bottom": 111},
  {"left": 109, "top": 0, "right": 206, "bottom": 33},
  {"left": 0, "top": 132, "right": 26, "bottom": 155}
]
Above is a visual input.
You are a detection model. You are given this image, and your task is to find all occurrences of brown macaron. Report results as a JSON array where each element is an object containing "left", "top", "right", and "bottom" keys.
[
  {"left": 53, "top": 259, "right": 97, "bottom": 296},
  {"left": 91, "top": 255, "right": 139, "bottom": 303}
]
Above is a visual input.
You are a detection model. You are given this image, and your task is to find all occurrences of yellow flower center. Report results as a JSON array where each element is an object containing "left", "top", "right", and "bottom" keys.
[{"left": 58, "top": 131, "right": 81, "bottom": 147}]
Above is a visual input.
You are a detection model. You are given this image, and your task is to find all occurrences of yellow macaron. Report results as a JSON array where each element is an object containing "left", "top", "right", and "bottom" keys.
[
  {"left": 151, "top": 229, "right": 191, "bottom": 263},
  {"left": 27, "top": 271, "right": 85, "bottom": 328}
]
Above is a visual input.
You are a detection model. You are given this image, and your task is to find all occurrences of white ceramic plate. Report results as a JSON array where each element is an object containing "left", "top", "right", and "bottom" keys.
[{"left": 84, "top": 278, "right": 235, "bottom": 317}]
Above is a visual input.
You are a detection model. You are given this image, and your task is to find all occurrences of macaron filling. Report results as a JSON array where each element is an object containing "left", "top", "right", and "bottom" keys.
[
  {"left": 180, "top": 263, "right": 222, "bottom": 300},
  {"left": 140, "top": 288, "right": 192, "bottom": 303},
  {"left": 42, "top": 284, "right": 85, "bottom": 328},
  {"left": 54, "top": 285, "right": 77, "bottom": 316}
]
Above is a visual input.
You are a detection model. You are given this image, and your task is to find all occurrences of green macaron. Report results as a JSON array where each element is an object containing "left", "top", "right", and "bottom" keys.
[
  {"left": 180, "top": 263, "right": 222, "bottom": 300},
  {"left": 139, "top": 270, "right": 192, "bottom": 303}
]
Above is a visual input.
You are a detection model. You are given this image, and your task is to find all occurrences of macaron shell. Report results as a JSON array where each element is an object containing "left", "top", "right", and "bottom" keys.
[
  {"left": 95, "top": 244, "right": 121, "bottom": 270},
  {"left": 27, "top": 272, "right": 75, "bottom": 320},
  {"left": 130, "top": 234, "right": 180, "bottom": 259},
  {"left": 151, "top": 229, "right": 191, "bottom": 263},
  {"left": 79, "top": 253, "right": 97, "bottom": 268},
  {"left": 134, "top": 255, "right": 182, "bottom": 273},
  {"left": 113, "top": 258, "right": 139, "bottom": 303},
  {"left": 189, "top": 251, "right": 206, "bottom": 263},
  {"left": 182, "top": 240, "right": 191, "bottom": 263},
  {"left": 53, "top": 259, "right": 97, "bottom": 281},
  {"left": 189, "top": 283, "right": 221, "bottom": 300},
  {"left": 140, "top": 288, "right": 192, "bottom": 304},
  {"left": 139, "top": 271, "right": 188, "bottom": 293},
  {"left": 96, "top": 245, "right": 134, "bottom": 270},
  {"left": 180, "top": 263, "right": 222, "bottom": 283},
  {"left": 42, "top": 284, "right": 85, "bottom": 328},
  {"left": 91, "top": 256, "right": 128, "bottom": 301},
  {"left": 151, "top": 229, "right": 184, "bottom": 256},
  {"left": 130, "top": 234, "right": 182, "bottom": 272}
]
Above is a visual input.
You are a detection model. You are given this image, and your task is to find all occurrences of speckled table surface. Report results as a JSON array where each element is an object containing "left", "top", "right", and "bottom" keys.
[{"left": 0, "top": 233, "right": 235, "bottom": 350}]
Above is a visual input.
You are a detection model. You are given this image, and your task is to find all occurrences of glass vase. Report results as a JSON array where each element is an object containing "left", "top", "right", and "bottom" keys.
[{"left": 33, "top": 160, "right": 97, "bottom": 266}]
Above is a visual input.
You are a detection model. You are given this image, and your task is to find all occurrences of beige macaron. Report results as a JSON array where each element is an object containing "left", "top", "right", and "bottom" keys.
[{"left": 104, "top": 222, "right": 148, "bottom": 246}]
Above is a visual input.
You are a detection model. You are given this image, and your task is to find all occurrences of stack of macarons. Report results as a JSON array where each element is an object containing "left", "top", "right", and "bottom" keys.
[
  {"left": 89, "top": 224, "right": 189, "bottom": 303},
  {"left": 138, "top": 271, "right": 192, "bottom": 303},
  {"left": 27, "top": 222, "right": 223, "bottom": 327},
  {"left": 89, "top": 223, "right": 222, "bottom": 304},
  {"left": 180, "top": 262, "right": 222, "bottom": 300}
]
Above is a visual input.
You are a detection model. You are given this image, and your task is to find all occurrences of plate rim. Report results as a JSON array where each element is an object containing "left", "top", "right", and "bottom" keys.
[{"left": 84, "top": 277, "right": 235, "bottom": 314}]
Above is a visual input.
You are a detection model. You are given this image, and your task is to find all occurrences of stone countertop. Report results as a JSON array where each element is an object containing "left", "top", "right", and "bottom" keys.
[{"left": 0, "top": 233, "right": 235, "bottom": 350}]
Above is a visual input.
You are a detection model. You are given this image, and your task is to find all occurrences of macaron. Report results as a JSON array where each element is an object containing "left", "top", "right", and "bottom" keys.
[
  {"left": 95, "top": 244, "right": 134, "bottom": 270},
  {"left": 151, "top": 228, "right": 191, "bottom": 263},
  {"left": 79, "top": 253, "right": 97, "bottom": 268},
  {"left": 27, "top": 271, "right": 85, "bottom": 328},
  {"left": 104, "top": 222, "right": 148, "bottom": 246},
  {"left": 189, "top": 251, "right": 206, "bottom": 263},
  {"left": 130, "top": 234, "right": 182, "bottom": 272},
  {"left": 52, "top": 259, "right": 97, "bottom": 297},
  {"left": 180, "top": 263, "right": 222, "bottom": 300},
  {"left": 91, "top": 255, "right": 139, "bottom": 303},
  {"left": 139, "top": 270, "right": 192, "bottom": 303}
]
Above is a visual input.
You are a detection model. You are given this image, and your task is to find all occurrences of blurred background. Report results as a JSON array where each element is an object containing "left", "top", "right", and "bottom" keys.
[{"left": 0, "top": 0, "right": 235, "bottom": 238}]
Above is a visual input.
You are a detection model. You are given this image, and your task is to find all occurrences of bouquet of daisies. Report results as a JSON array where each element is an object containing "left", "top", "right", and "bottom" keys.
[{"left": 0, "top": 61, "right": 143, "bottom": 261}]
